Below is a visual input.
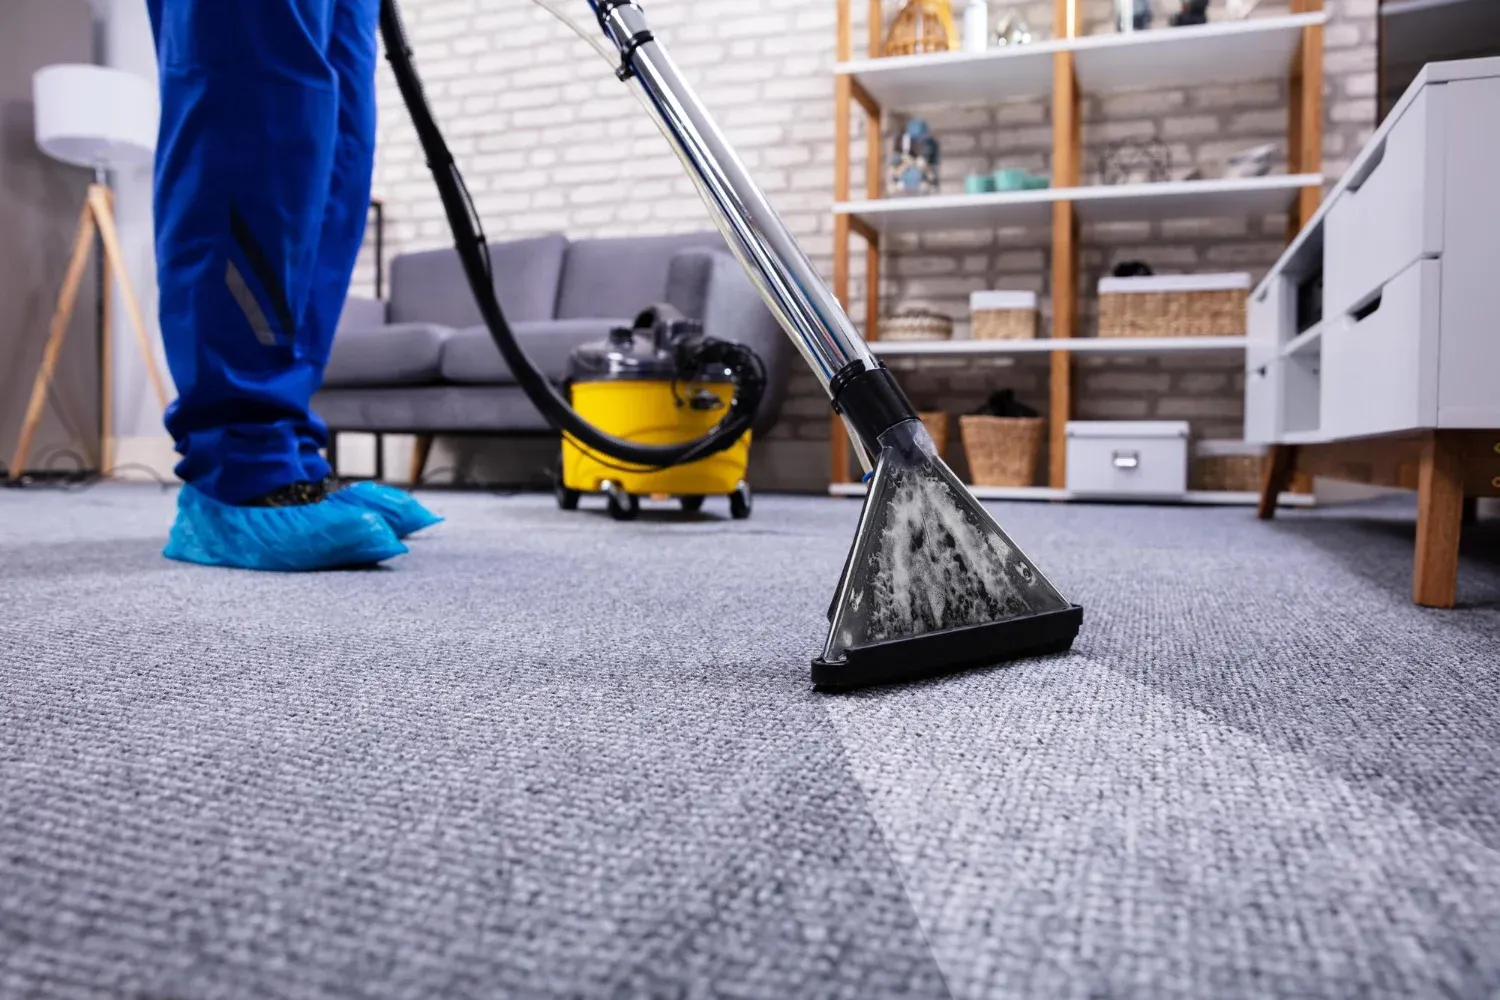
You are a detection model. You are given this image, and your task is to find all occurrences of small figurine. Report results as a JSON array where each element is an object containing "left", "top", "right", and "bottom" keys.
[
  {"left": 888, "top": 118, "right": 940, "bottom": 197},
  {"left": 1170, "top": 0, "right": 1211, "bottom": 26},
  {"left": 1116, "top": 0, "right": 1152, "bottom": 32}
]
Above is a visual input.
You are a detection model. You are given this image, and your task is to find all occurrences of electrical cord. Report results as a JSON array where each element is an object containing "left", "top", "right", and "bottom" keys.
[{"left": 378, "top": 0, "right": 762, "bottom": 472}]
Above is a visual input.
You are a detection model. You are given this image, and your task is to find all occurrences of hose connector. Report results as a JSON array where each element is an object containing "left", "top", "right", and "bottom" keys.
[{"left": 829, "top": 360, "right": 919, "bottom": 459}]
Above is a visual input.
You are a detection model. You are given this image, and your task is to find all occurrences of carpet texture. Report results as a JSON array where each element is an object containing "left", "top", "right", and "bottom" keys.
[{"left": 1, "top": 486, "right": 1498, "bottom": 999}]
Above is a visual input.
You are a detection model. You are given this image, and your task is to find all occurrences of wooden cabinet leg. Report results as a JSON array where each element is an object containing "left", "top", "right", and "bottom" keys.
[
  {"left": 408, "top": 433, "right": 434, "bottom": 485},
  {"left": 1257, "top": 444, "right": 1299, "bottom": 520},
  {"left": 1414, "top": 431, "right": 1464, "bottom": 608}
]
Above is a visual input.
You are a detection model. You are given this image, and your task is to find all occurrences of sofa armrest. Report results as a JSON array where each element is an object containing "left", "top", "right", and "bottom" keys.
[
  {"left": 667, "top": 248, "right": 794, "bottom": 435},
  {"left": 338, "top": 295, "right": 389, "bottom": 332}
]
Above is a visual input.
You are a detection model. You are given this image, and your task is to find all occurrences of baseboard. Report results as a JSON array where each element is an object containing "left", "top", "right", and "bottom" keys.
[{"left": 110, "top": 435, "right": 180, "bottom": 483}]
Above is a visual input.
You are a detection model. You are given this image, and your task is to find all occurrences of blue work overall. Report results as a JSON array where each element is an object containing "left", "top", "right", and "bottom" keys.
[{"left": 147, "top": 0, "right": 379, "bottom": 504}]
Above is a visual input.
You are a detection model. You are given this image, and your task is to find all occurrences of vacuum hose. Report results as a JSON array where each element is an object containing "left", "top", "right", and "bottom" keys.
[{"left": 377, "top": 0, "right": 763, "bottom": 469}]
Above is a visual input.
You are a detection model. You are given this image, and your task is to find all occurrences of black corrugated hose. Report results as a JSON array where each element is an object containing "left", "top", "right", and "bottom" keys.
[{"left": 377, "top": 0, "right": 764, "bottom": 470}]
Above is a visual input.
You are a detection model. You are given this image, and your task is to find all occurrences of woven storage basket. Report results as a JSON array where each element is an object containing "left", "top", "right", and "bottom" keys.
[
  {"left": 970, "top": 290, "right": 1037, "bottom": 341},
  {"left": 881, "top": 309, "right": 953, "bottom": 341},
  {"left": 1191, "top": 440, "right": 1268, "bottom": 492},
  {"left": 918, "top": 411, "right": 950, "bottom": 459},
  {"left": 1098, "top": 273, "right": 1250, "bottom": 338},
  {"left": 883, "top": 0, "right": 957, "bottom": 56},
  {"left": 960, "top": 416, "right": 1045, "bottom": 487},
  {"left": 1194, "top": 454, "right": 1265, "bottom": 492}
]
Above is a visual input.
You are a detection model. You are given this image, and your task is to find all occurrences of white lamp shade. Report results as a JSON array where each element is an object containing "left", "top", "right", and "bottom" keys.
[{"left": 34, "top": 64, "right": 157, "bottom": 170}]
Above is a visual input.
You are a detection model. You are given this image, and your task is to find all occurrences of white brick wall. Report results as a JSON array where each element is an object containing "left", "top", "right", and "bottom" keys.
[{"left": 358, "top": 0, "right": 1376, "bottom": 490}]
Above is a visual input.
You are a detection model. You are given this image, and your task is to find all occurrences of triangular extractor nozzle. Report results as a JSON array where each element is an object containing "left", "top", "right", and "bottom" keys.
[{"left": 813, "top": 419, "right": 1082, "bottom": 689}]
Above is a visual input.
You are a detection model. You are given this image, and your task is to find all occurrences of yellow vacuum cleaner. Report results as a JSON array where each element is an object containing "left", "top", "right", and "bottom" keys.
[{"left": 556, "top": 306, "right": 755, "bottom": 521}]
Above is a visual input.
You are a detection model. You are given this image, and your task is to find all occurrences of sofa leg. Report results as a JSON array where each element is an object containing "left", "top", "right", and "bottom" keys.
[
  {"left": 409, "top": 434, "right": 434, "bottom": 486},
  {"left": 373, "top": 432, "right": 385, "bottom": 483},
  {"left": 327, "top": 432, "right": 339, "bottom": 479}
]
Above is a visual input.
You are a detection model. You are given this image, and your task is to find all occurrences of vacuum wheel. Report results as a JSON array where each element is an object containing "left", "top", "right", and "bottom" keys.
[
  {"left": 607, "top": 491, "right": 640, "bottom": 521},
  {"left": 679, "top": 495, "right": 705, "bottom": 513},
  {"left": 555, "top": 481, "right": 580, "bottom": 511},
  {"left": 729, "top": 482, "right": 752, "bottom": 520}
]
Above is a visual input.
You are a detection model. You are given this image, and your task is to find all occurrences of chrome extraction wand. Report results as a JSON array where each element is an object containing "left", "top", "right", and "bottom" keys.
[{"left": 382, "top": 0, "right": 1083, "bottom": 688}]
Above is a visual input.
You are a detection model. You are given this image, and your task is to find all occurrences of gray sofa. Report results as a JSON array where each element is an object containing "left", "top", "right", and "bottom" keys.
[{"left": 315, "top": 231, "right": 792, "bottom": 480}]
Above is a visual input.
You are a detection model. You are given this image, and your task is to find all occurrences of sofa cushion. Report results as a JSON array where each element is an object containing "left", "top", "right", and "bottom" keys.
[
  {"left": 554, "top": 232, "right": 723, "bottom": 320},
  {"left": 388, "top": 233, "right": 567, "bottom": 328},
  {"left": 322, "top": 322, "right": 452, "bottom": 388},
  {"left": 440, "top": 318, "right": 630, "bottom": 385},
  {"left": 337, "top": 295, "right": 387, "bottom": 331}
]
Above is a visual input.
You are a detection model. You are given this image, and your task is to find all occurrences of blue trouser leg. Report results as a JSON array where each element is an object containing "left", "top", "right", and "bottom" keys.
[
  {"left": 298, "top": 0, "right": 380, "bottom": 481},
  {"left": 148, "top": 0, "right": 373, "bottom": 504}
]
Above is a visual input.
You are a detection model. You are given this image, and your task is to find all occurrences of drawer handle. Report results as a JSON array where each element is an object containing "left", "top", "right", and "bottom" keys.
[
  {"left": 1112, "top": 450, "right": 1140, "bottom": 470},
  {"left": 1347, "top": 136, "right": 1387, "bottom": 192},
  {"left": 1349, "top": 292, "right": 1383, "bottom": 323}
]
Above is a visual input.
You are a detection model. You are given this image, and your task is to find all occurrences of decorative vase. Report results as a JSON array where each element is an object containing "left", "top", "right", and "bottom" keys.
[{"left": 883, "top": 0, "right": 958, "bottom": 56}]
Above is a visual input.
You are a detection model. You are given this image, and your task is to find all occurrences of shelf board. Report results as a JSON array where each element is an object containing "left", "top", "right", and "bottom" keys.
[
  {"left": 828, "top": 483, "right": 1314, "bottom": 506},
  {"left": 1069, "top": 13, "right": 1326, "bottom": 93},
  {"left": 872, "top": 336, "right": 1248, "bottom": 356},
  {"left": 836, "top": 189, "right": 1056, "bottom": 233},
  {"left": 1280, "top": 322, "right": 1324, "bottom": 358},
  {"left": 838, "top": 175, "right": 1322, "bottom": 235},
  {"left": 1280, "top": 429, "right": 1328, "bottom": 444},
  {"left": 1069, "top": 174, "right": 1324, "bottom": 224},
  {"left": 833, "top": 13, "right": 1326, "bottom": 111},
  {"left": 834, "top": 39, "right": 1065, "bottom": 111}
]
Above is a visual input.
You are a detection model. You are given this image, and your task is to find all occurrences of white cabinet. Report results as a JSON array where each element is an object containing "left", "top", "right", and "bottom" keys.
[{"left": 1245, "top": 59, "right": 1500, "bottom": 447}]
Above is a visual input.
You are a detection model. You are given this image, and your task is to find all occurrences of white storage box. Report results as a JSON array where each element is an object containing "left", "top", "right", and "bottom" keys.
[
  {"left": 1066, "top": 421, "right": 1190, "bottom": 498},
  {"left": 969, "top": 290, "right": 1038, "bottom": 340}
]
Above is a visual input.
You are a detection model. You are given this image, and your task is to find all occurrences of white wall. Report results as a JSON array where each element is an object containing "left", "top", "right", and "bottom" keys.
[{"left": 100, "top": 0, "right": 175, "bottom": 476}]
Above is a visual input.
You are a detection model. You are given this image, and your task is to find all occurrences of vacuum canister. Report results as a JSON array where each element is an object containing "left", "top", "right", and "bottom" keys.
[{"left": 558, "top": 314, "right": 753, "bottom": 520}]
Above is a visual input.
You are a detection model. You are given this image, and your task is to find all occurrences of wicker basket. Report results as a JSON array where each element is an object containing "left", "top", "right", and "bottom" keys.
[
  {"left": 883, "top": 0, "right": 957, "bottom": 56},
  {"left": 1192, "top": 441, "right": 1268, "bottom": 492},
  {"left": 1194, "top": 454, "right": 1265, "bottom": 492},
  {"left": 1098, "top": 273, "right": 1250, "bottom": 338},
  {"left": 918, "top": 411, "right": 950, "bottom": 459},
  {"left": 960, "top": 416, "right": 1045, "bottom": 487},
  {"left": 881, "top": 308, "right": 953, "bottom": 341},
  {"left": 970, "top": 290, "right": 1038, "bottom": 341}
]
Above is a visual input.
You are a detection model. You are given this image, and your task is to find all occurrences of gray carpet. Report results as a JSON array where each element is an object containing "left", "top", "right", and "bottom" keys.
[{"left": 2, "top": 485, "right": 1498, "bottom": 1000}]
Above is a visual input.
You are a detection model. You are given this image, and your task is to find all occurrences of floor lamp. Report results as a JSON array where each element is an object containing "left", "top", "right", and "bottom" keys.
[{"left": 8, "top": 63, "right": 170, "bottom": 483}]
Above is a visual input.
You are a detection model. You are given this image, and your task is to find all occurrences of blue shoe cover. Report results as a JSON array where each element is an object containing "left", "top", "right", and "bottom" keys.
[
  {"left": 164, "top": 484, "right": 408, "bottom": 571},
  {"left": 329, "top": 481, "right": 443, "bottom": 539}
]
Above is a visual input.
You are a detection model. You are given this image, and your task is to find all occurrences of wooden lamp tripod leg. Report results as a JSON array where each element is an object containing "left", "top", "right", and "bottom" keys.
[
  {"left": 7, "top": 201, "right": 98, "bottom": 483},
  {"left": 89, "top": 185, "right": 171, "bottom": 412}
]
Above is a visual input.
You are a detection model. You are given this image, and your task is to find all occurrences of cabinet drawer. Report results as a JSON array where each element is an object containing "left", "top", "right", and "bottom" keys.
[
  {"left": 1066, "top": 423, "right": 1188, "bottom": 498},
  {"left": 1324, "top": 87, "right": 1446, "bottom": 317},
  {"left": 1247, "top": 276, "right": 1289, "bottom": 348},
  {"left": 1244, "top": 353, "right": 1281, "bottom": 444},
  {"left": 1321, "top": 258, "right": 1440, "bottom": 439}
]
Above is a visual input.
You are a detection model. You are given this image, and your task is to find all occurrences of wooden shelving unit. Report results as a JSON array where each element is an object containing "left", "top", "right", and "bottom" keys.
[{"left": 828, "top": 0, "right": 1327, "bottom": 493}]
